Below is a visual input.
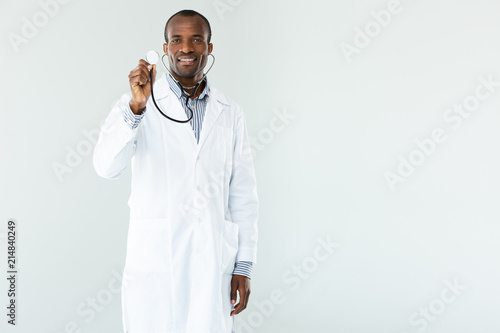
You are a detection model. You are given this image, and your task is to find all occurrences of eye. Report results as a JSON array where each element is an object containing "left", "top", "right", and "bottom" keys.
[
  {"left": 171, "top": 39, "right": 179, "bottom": 43},
  {"left": 194, "top": 39, "right": 202, "bottom": 43}
]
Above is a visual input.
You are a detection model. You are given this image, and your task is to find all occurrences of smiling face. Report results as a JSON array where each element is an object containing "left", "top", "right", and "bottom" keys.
[{"left": 163, "top": 14, "right": 213, "bottom": 84}]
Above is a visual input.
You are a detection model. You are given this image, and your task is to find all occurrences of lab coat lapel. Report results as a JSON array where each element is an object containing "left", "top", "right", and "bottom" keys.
[
  {"left": 197, "top": 86, "right": 228, "bottom": 152},
  {"left": 152, "top": 73, "right": 229, "bottom": 153}
]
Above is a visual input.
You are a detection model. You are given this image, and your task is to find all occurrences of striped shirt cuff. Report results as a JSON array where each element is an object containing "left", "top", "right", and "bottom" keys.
[
  {"left": 232, "top": 261, "right": 253, "bottom": 279},
  {"left": 123, "top": 102, "right": 146, "bottom": 129}
]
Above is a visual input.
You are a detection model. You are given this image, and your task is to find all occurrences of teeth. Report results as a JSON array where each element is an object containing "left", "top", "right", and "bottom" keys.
[{"left": 179, "top": 59, "right": 195, "bottom": 62}]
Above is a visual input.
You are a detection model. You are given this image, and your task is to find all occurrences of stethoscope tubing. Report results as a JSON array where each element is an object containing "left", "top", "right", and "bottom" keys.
[{"left": 149, "top": 69, "right": 196, "bottom": 123}]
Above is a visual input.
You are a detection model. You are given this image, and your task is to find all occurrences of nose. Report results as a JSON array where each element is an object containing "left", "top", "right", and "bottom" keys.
[{"left": 179, "top": 40, "right": 195, "bottom": 54}]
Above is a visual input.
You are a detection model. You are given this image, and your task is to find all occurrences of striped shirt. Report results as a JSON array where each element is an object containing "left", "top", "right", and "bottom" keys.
[
  {"left": 123, "top": 74, "right": 253, "bottom": 279},
  {"left": 165, "top": 73, "right": 208, "bottom": 143}
]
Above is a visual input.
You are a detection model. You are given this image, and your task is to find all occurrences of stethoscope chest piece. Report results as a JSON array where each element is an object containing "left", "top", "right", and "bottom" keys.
[{"left": 146, "top": 50, "right": 159, "bottom": 65}]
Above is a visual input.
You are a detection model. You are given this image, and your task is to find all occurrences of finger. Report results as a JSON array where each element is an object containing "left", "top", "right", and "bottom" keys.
[
  {"left": 129, "top": 65, "right": 151, "bottom": 82},
  {"left": 231, "top": 286, "right": 249, "bottom": 316},
  {"left": 136, "top": 59, "right": 153, "bottom": 75},
  {"left": 152, "top": 64, "right": 157, "bottom": 84},
  {"left": 139, "top": 59, "right": 154, "bottom": 75},
  {"left": 129, "top": 73, "right": 149, "bottom": 87},
  {"left": 129, "top": 59, "right": 152, "bottom": 78},
  {"left": 230, "top": 278, "right": 238, "bottom": 306},
  {"left": 138, "top": 59, "right": 152, "bottom": 67},
  {"left": 231, "top": 300, "right": 243, "bottom": 316}
]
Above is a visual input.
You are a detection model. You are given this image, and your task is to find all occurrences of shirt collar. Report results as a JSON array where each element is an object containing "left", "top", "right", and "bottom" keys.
[{"left": 166, "top": 73, "right": 210, "bottom": 101}]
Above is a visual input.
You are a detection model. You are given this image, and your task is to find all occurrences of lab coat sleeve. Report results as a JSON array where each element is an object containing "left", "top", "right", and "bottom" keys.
[
  {"left": 93, "top": 93, "right": 140, "bottom": 179},
  {"left": 229, "top": 107, "right": 259, "bottom": 264}
]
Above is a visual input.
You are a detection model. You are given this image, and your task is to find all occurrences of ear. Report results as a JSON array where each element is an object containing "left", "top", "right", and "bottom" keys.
[
  {"left": 163, "top": 43, "right": 168, "bottom": 54},
  {"left": 208, "top": 43, "right": 213, "bottom": 54}
]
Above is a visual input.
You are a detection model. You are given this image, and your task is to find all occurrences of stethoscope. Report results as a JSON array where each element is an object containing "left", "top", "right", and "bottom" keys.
[{"left": 145, "top": 50, "right": 215, "bottom": 123}]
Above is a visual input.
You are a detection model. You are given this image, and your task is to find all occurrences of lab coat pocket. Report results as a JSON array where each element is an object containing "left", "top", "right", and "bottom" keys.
[
  {"left": 221, "top": 219, "right": 239, "bottom": 275},
  {"left": 125, "top": 218, "right": 170, "bottom": 273}
]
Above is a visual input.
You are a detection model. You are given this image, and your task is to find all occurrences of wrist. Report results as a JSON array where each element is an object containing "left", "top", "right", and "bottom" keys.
[{"left": 129, "top": 100, "right": 146, "bottom": 115}]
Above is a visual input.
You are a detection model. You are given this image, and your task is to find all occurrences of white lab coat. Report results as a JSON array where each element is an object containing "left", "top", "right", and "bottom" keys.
[{"left": 93, "top": 73, "right": 259, "bottom": 333}]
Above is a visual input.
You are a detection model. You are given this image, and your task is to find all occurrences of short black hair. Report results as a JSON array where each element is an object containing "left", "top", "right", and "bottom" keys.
[{"left": 164, "top": 9, "right": 212, "bottom": 43}]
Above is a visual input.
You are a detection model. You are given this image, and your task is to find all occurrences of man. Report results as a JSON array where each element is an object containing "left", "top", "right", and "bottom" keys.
[{"left": 93, "top": 9, "right": 258, "bottom": 333}]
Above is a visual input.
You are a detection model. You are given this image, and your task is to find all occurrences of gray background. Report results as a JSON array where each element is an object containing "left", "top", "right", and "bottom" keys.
[{"left": 1, "top": 0, "right": 500, "bottom": 332}]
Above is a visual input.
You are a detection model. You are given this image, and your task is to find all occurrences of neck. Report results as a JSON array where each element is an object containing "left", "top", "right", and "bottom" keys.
[
  {"left": 170, "top": 73, "right": 206, "bottom": 100},
  {"left": 171, "top": 72, "right": 204, "bottom": 89}
]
